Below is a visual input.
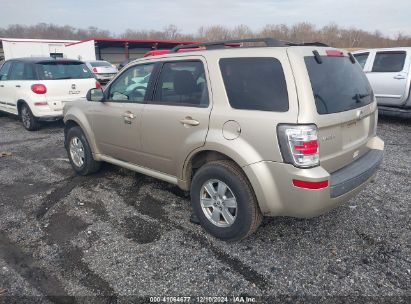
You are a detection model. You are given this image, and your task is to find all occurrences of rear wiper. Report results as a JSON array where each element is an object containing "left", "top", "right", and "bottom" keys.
[
  {"left": 352, "top": 93, "right": 371, "bottom": 103},
  {"left": 56, "top": 76, "right": 73, "bottom": 79}
]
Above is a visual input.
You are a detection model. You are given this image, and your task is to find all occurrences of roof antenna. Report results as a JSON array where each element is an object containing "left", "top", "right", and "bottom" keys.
[
  {"left": 348, "top": 52, "right": 356, "bottom": 64},
  {"left": 312, "top": 50, "right": 322, "bottom": 64}
]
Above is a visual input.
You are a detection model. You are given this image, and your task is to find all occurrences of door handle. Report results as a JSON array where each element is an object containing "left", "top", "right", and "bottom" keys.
[
  {"left": 180, "top": 116, "right": 200, "bottom": 126},
  {"left": 123, "top": 111, "right": 135, "bottom": 119},
  {"left": 0, "top": 85, "right": 4, "bottom": 88},
  {"left": 393, "top": 75, "right": 405, "bottom": 80},
  {"left": 15, "top": 85, "right": 21, "bottom": 88},
  {"left": 123, "top": 111, "right": 135, "bottom": 124}
]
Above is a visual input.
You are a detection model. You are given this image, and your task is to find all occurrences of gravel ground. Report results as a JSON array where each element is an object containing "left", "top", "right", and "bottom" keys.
[{"left": 0, "top": 113, "right": 410, "bottom": 304}]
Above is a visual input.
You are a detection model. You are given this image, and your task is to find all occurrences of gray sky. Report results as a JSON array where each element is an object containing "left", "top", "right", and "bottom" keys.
[{"left": 1, "top": 0, "right": 410, "bottom": 36}]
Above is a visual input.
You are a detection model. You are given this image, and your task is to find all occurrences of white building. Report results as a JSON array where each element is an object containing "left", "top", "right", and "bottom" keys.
[{"left": 0, "top": 38, "right": 196, "bottom": 64}]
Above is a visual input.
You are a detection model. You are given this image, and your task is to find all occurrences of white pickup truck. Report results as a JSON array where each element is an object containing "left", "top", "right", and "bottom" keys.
[{"left": 353, "top": 48, "right": 411, "bottom": 118}]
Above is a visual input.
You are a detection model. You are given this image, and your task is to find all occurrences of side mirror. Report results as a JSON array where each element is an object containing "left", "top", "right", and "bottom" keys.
[{"left": 86, "top": 88, "right": 104, "bottom": 102}]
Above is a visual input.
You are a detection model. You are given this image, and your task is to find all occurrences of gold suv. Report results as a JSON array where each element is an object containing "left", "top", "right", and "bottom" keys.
[{"left": 64, "top": 38, "right": 384, "bottom": 241}]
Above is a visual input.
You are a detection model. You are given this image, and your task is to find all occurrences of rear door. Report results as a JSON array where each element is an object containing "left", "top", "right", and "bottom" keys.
[
  {"left": 0, "top": 61, "right": 14, "bottom": 113},
  {"left": 289, "top": 48, "right": 377, "bottom": 173},
  {"left": 365, "top": 50, "right": 410, "bottom": 106},
  {"left": 7, "top": 61, "right": 38, "bottom": 112},
  {"left": 139, "top": 57, "right": 212, "bottom": 177},
  {"left": 35, "top": 61, "right": 96, "bottom": 111}
]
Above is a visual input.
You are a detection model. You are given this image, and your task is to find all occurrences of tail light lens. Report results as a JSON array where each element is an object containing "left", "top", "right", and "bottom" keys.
[
  {"left": 95, "top": 81, "right": 101, "bottom": 89},
  {"left": 31, "top": 84, "right": 47, "bottom": 94},
  {"left": 277, "top": 124, "right": 320, "bottom": 168},
  {"left": 92, "top": 67, "right": 98, "bottom": 73}
]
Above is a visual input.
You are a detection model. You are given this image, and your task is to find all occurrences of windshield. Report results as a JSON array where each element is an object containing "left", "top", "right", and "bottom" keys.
[
  {"left": 36, "top": 62, "right": 93, "bottom": 80},
  {"left": 305, "top": 56, "right": 373, "bottom": 115},
  {"left": 90, "top": 61, "right": 112, "bottom": 67}
]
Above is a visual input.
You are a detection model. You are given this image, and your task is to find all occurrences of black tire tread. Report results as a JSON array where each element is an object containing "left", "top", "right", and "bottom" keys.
[
  {"left": 66, "top": 126, "right": 101, "bottom": 175},
  {"left": 21, "top": 104, "right": 40, "bottom": 131},
  {"left": 192, "top": 159, "right": 263, "bottom": 241}
]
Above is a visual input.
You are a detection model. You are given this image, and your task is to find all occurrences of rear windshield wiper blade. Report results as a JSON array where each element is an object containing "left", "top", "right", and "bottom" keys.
[
  {"left": 352, "top": 93, "right": 371, "bottom": 103},
  {"left": 56, "top": 76, "right": 73, "bottom": 79}
]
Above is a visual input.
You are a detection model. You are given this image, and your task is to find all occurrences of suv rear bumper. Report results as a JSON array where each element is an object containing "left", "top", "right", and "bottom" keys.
[
  {"left": 243, "top": 136, "right": 384, "bottom": 218},
  {"left": 330, "top": 149, "right": 383, "bottom": 198}
]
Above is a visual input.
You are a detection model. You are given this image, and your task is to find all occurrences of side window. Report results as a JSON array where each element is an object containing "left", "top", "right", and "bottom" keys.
[
  {"left": 108, "top": 63, "right": 154, "bottom": 103},
  {"left": 219, "top": 57, "right": 289, "bottom": 112},
  {"left": 9, "top": 62, "right": 25, "bottom": 80},
  {"left": 372, "top": 51, "right": 406, "bottom": 72},
  {"left": 0, "top": 61, "right": 12, "bottom": 81},
  {"left": 152, "top": 61, "right": 209, "bottom": 107},
  {"left": 24, "top": 64, "right": 36, "bottom": 80},
  {"left": 9, "top": 62, "right": 36, "bottom": 80},
  {"left": 353, "top": 53, "right": 369, "bottom": 69}
]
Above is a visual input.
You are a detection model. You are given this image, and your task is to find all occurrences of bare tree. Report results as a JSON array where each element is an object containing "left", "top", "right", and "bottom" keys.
[{"left": 1, "top": 22, "right": 410, "bottom": 48}]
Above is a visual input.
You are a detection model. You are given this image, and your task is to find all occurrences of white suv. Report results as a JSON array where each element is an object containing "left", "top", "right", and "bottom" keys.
[{"left": 0, "top": 57, "right": 99, "bottom": 130}]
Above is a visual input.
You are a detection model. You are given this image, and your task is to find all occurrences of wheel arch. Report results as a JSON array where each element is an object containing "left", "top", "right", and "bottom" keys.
[
  {"left": 17, "top": 99, "right": 28, "bottom": 115},
  {"left": 181, "top": 148, "right": 251, "bottom": 190},
  {"left": 64, "top": 112, "right": 99, "bottom": 155}
]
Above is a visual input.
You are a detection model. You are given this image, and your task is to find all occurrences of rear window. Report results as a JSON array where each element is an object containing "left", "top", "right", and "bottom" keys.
[
  {"left": 219, "top": 57, "right": 289, "bottom": 112},
  {"left": 372, "top": 51, "right": 406, "bottom": 72},
  {"left": 36, "top": 62, "right": 93, "bottom": 80},
  {"left": 305, "top": 56, "right": 373, "bottom": 115},
  {"left": 90, "top": 61, "right": 112, "bottom": 67}
]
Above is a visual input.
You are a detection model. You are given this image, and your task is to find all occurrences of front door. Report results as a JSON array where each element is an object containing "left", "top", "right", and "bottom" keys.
[
  {"left": 140, "top": 58, "right": 212, "bottom": 177},
  {"left": 366, "top": 50, "right": 410, "bottom": 106},
  {"left": 87, "top": 62, "right": 156, "bottom": 164}
]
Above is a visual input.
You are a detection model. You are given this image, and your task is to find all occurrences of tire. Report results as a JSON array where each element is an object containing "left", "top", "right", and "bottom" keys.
[
  {"left": 20, "top": 103, "right": 40, "bottom": 131},
  {"left": 66, "top": 126, "right": 101, "bottom": 175},
  {"left": 190, "top": 160, "right": 262, "bottom": 241}
]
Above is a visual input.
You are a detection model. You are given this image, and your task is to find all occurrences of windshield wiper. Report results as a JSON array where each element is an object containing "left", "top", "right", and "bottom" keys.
[
  {"left": 56, "top": 76, "right": 73, "bottom": 80},
  {"left": 352, "top": 93, "right": 371, "bottom": 103}
]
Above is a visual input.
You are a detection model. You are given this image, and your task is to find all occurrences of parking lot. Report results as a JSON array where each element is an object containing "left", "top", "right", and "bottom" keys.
[{"left": 0, "top": 114, "right": 410, "bottom": 303}]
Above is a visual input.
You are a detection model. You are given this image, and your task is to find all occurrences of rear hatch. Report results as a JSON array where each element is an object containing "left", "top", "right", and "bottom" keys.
[
  {"left": 288, "top": 48, "right": 378, "bottom": 173},
  {"left": 35, "top": 61, "right": 96, "bottom": 111}
]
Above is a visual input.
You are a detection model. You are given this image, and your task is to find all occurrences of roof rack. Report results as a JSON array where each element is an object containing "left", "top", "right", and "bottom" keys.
[
  {"left": 284, "top": 41, "right": 329, "bottom": 47},
  {"left": 171, "top": 38, "right": 285, "bottom": 52}
]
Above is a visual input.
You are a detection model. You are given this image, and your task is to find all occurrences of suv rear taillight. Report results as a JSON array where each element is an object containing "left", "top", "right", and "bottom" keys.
[
  {"left": 92, "top": 67, "right": 98, "bottom": 73},
  {"left": 95, "top": 81, "right": 102, "bottom": 89},
  {"left": 277, "top": 124, "right": 319, "bottom": 168},
  {"left": 31, "top": 84, "right": 47, "bottom": 94}
]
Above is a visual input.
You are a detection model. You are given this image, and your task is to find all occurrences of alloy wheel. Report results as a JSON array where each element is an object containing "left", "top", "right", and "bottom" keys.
[
  {"left": 200, "top": 179, "right": 238, "bottom": 227},
  {"left": 69, "top": 137, "right": 85, "bottom": 168}
]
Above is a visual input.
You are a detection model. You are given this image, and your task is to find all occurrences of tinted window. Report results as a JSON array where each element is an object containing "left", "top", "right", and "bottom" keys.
[
  {"left": 0, "top": 61, "right": 12, "bottom": 80},
  {"left": 353, "top": 53, "right": 369, "bottom": 69},
  {"left": 152, "top": 61, "right": 209, "bottom": 107},
  {"left": 10, "top": 62, "right": 36, "bottom": 80},
  {"left": 372, "top": 52, "right": 406, "bottom": 72},
  {"left": 36, "top": 62, "right": 93, "bottom": 80},
  {"left": 90, "top": 61, "right": 112, "bottom": 67},
  {"left": 219, "top": 58, "right": 288, "bottom": 112},
  {"left": 108, "top": 63, "right": 154, "bottom": 103},
  {"left": 305, "top": 56, "right": 373, "bottom": 115}
]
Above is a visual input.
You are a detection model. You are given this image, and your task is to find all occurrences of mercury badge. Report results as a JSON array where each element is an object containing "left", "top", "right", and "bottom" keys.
[{"left": 357, "top": 109, "right": 366, "bottom": 121}]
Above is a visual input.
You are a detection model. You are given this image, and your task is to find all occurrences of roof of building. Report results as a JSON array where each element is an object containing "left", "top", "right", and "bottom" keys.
[
  {"left": 0, "top": 37, "right": 199, "bottom": 49},
  {"left": 7, "top": 57, "right": 83, "bottom": 63}
]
